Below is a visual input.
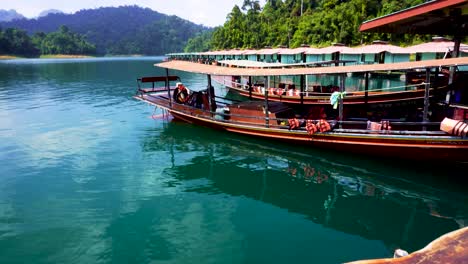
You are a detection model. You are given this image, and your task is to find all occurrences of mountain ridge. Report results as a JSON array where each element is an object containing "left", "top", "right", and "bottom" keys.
[
  {"left": 0, "top": 9, "right": 25, "bottom": 22},
  {"left": 1, "top": 5, "right": 209, "bottom": 55}
]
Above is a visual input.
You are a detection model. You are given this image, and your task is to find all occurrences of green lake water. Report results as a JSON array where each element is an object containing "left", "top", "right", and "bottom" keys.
[{"left": 0, "top": 57, "right": 466, "bottom": 264}]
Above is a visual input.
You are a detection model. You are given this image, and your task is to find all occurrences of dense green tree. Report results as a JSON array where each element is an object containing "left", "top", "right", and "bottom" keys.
[
  {"left": 39, "top": 25, "right": 96, "bottom": 55},
  {"left": 185, "top": 0, "right": 432, "bottom": 52},
  {"left": 184, "top": 30, "right": 213, "bottom": 52},
  {"left": 1, "top": 6, "right": 208, "bottom": 55},
  {"left": 0, "top": 28, "right": 38, "bottom": 56},
  {"left": 0, "top": 26, "right": 95, "bottom": 56}
]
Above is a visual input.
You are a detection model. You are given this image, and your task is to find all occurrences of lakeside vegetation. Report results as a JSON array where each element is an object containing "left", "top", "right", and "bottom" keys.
[
  {"left": 1, "top": 6, "right": 208, "bottom": 56},
  {"left": 3, "top": 2, "right": 457, "bottom": 56},
  {"left": 0, "top": 26, "right": 96, "bottom": 57},
  {"left": 184, "top": 0, "right": 431, "bottom": 52}
]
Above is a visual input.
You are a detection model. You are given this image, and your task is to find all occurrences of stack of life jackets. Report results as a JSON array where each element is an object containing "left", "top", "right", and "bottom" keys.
[{"left": 289, "top": 118, "right": 332, "bottom": 135}]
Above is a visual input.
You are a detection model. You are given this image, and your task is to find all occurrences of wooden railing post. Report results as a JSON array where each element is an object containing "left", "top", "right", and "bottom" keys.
[
  {"left": 166, "top": 68, "right": 172, "bottom": 107},
  {"left": 248, "top": 76, "right": 252, "bottom": 99},
  {"left": 300, "top": 75, "right": 305, "bottom": 105},
  {"left": 339, "top": 73, "right": 346, "bottom": 129},
  {"left": 364, "top": 72, "right": 369, "bottom": 113},
  {"left": 207, "top": 74, "right": 214, "bottom": 117},
  {"left": 264, "top": 76, "right": 270, "bottom": 128},
  {"left": 423, "top": 68, "right": 431, "bottom": 130}
]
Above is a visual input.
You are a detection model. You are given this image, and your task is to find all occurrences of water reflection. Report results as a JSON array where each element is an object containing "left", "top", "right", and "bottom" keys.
[
  {"left": 0, "top": 57, "right": 466, "bottom": 264},
  {"left": 143, "top": 121, "right": 468, "bottom": 252}
]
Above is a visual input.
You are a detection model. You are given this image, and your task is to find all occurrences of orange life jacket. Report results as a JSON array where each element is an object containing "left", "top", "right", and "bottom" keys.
[
  {"left": 276, "top": 88, "right": 284, "bottom": 95},
  {"left": 317, "top": 119, "right": 331, "bottom": 132},
  {"left": 306, "top": 120, "right": 318, "bottom": 135},
  {"left": 288, "top": 118, "right": 300, "bottom": 130}
]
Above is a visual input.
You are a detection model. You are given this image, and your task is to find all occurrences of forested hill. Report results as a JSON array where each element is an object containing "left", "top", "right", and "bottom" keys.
[
  {"left": 1, "top": 6, "right": 209, "bottom": 55},
  {"left": 185, "top": 0, "right": 430, "bottom": 52}
]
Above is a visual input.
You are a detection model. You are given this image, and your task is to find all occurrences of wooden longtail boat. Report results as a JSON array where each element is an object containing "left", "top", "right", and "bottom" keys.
[
  {"left": 213, "top": 74, "right": 447, "bottom": 105},
  {"left": 210, "top": 60, "right": 450, "bottom": 105},
  {"left": 134, "top": 57, "right": 468, "bottom": 163}
]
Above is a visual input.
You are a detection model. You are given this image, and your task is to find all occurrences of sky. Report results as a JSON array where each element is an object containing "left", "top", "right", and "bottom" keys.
[{"left": 0, "top": 0, "right": 265, "bottom": 27}]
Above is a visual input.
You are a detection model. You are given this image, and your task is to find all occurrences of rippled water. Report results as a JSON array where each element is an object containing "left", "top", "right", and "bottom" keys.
[{"left": 0, "top": 57, "right": 466, "bottom": 264}]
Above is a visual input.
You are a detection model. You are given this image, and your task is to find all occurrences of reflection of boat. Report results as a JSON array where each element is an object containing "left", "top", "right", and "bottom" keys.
[
  {"left": 134, "top": 57, "right": 468, "bottom": 163},
  {"left": 141, "top": 121, "right": 468, "bottom": 253}
]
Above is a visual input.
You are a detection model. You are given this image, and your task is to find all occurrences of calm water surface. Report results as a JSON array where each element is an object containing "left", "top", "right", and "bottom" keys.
[{"left": 0, "top": 57, "right": 466, "bottom": 264}]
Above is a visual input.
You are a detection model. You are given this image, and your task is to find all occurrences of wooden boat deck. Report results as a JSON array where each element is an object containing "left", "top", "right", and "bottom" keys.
[{"left": 346, "top": 227, "right": 468, "bottom": 264}]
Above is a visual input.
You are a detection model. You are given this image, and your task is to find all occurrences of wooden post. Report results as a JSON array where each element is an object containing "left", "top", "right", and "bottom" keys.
[
  {"left": 364, "top": 72, "right": 369, "bottom": 113},
  {"left": 422, "top": 68, "right": 431, "bottom": 130},
  {"left": 248, "top": 76, "right": 252, "bottom": 99},
  {"left": 452, "top": 37, "right": 461, "bottom": 58},
  {"left": 166, "top": 68, "right": 172, "bottom": 107},
  {"left": 339, "top": 73, "right": 345, "bottom": 129},
  {"left": 207, "top": 74, "right": 213, "bottom": 116},
  {"left": 448, "top": 37, "right": 461, "bottom": 90},
  {"left": 264, "top": 76, "right": 270, "bottom": 128},
  {"left": 300, "top": 75, "right": 305, "bottom": 105}
]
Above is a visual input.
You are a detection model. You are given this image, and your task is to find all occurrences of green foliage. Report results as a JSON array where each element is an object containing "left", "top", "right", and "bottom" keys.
[
  {"left": 0, "top": 28, "right": 39, "bottom": 56},
  {"left": 0, "top": 26, "right": 95, "bottom": 57},
  {"left": 184, "top": 30, "right": 213, "bottom": 52},
  {"left": 185, "top": 0, "right": 429, "bottom": 51},
  {"left": 39, "top": 26, "right": 96, "bottom": 55},
  {"left": 1, "top": 6, "right": 209, "bottom": 55}
]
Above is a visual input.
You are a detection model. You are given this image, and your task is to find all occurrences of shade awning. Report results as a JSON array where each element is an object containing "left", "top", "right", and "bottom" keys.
[
  {"left": 359, "top": 0, "right": 468, "bottom": 35},
  {"left": 156, "top": 57, "right": 468, "bottom": 77}
]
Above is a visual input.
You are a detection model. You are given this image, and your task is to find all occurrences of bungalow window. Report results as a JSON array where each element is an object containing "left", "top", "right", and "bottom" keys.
[{"left": 416, "top": 53, "right": 422, "bottom": 61}]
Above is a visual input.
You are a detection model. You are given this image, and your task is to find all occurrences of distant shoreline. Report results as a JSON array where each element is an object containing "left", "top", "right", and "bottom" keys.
[
  {"left": 39, "top": 54, "right": 95, "bottom": 59},
  {"left": 0, "top": 55, "right": 21, "bottom": 60},
  {"left": 0, "top": 54, "right": 165, "bottom": 61},
  {"left": 0, "top": 54, "right": 164, "bottom": 60},
  {"left": 0, "top": 54, "right": 96, "bottom": 60}
]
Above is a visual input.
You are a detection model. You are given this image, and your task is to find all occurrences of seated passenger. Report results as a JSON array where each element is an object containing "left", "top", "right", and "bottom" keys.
[{"left": 173, "top": 82, "right": 191, "bottom": 104}]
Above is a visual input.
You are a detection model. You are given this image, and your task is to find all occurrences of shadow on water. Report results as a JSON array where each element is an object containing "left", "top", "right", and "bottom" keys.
[{"left": 141, "top": 120, "right": 468, "bottom": 253}]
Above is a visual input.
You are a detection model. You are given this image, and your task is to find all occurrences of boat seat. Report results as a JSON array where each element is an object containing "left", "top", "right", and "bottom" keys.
[{"left": 137, "top": 76, "right": 180, "bottom": 93}]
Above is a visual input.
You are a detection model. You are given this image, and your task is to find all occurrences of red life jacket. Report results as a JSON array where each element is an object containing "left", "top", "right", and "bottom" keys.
[
  {"left": 288, "top": 118, "right": 300, "bottom": 130},
  {"left": 276, "top": 88, "right": 284, "bottom": 95},
  {"left": 317, "top": 119, "right": 331, "bottom": 132},
  {"left": 306, "top": 120, "right": 318, "bottom": 135}
]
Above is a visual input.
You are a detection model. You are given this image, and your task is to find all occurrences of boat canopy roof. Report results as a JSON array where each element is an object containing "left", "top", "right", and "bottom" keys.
[
  {"left": 360, "top": 0, "right": 468, "bottom": 35},
  {"left": 156, "top": 57, "right": 468, "bottom": 76},
  {"left": 217, "top": 60, "right": 321, "bottom": 68}
]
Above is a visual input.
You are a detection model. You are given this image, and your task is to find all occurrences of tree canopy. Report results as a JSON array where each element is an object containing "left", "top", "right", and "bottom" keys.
[
  {"left": 185, "top": 0, "right": 431, "bottom": 52},
  {"left": 1, "top": 6, "right": 209, "bottom": 55},
  {"left": 0, "top": 26, "right": 96, "bottom": 57}
]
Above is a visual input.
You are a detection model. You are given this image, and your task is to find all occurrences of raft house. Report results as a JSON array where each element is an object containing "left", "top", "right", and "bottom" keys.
[{"left": 168, "top": 38, "right": 468, "bottom": 66}]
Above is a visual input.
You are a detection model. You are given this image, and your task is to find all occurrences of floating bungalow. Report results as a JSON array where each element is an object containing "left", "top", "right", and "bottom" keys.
[
  {"left": 407, "top": 37, "right": 468, "bottom": 61},
  {"left": 168, "top": 40, "right": 467, "bottom": 66},
  {"left": 279, "top": 47, "right": 309, "bottom": 64},
  {"left": 343, "top": 41, "right": 411, "bottom": 64}
]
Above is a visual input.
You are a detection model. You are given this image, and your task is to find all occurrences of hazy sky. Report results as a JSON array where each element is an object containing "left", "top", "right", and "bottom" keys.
[{"left": 1, "top": 0, "right": 265, "bottom": 27}]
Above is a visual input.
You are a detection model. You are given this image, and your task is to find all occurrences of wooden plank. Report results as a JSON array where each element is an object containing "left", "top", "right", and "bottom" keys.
[{"left": 346, "top": 227, "right": 468, "bottom": 264}]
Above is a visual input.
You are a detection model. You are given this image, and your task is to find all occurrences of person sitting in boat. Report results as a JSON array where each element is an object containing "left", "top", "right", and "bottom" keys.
[{"left": 173, "top": 82, "right": 191, "bottom": 104}]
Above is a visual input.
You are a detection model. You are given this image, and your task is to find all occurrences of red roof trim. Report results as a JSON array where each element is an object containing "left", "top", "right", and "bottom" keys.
[{"left": 360, "top": 0, "right": 468, "bottom": 32}]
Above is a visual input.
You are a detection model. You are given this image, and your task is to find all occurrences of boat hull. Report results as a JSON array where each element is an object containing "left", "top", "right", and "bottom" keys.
[
  {"left": 135, "top": 93, "right": 468, "bottom": 163},
  {"left": 169, "top": 111, "right": 468, "bottom": 162}
]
